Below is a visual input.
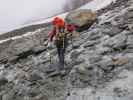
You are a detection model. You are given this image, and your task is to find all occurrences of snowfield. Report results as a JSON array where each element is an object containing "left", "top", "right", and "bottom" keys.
[{"left": 0, "top": 0, "right": 116, "bottom": 33}]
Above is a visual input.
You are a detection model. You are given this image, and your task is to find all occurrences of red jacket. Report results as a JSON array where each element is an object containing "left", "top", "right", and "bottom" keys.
[
  {"left": 48, "top": 27, "right": 56, "bottom": 42},
  {"left": 48, "top": 24, "right": 75, "bottom": 42}
]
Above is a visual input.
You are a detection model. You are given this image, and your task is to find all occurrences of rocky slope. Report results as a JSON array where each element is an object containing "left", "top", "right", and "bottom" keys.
[{"left": 0, "top": 0, "right": 133, "bottom": 100}]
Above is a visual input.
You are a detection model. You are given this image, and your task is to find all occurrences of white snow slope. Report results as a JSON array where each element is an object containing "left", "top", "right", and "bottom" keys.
[{"left": 0, "top": 0, "right": 116, "bottom": 34}]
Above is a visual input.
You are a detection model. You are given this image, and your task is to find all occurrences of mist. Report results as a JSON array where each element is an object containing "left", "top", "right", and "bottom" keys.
[{"left": 0, "top": 0, "right": 91, "bottom": 33}]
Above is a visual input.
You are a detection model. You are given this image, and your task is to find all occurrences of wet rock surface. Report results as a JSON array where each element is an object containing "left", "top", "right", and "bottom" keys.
[
  {"left": 0, "top": 0, "right": 133, "bottom": 100},
  {"left": 65, "top": 9, "right": 97, "bottom": 32}
]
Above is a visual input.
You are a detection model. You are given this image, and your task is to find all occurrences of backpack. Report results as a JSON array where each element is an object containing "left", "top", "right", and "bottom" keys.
[
  {"left": 55, "top": 32, "right": 67, "bottom": 48},
  {"left": 66, "top": 24, "right": 75, "bottom": 33}
]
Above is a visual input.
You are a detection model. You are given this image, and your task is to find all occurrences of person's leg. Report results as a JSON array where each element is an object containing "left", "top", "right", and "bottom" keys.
[
  {"left": 57, "top": 48, "right": 61, "bottom": 62},
  {"left": 57, "top": 47, "right": 64, "bottom": 70},
  {"left": 60, "top": 48, "right": 65, "bottom": 66},
  {"left": 56, "top": 37, "right": 67, "bottom": 70},
  {"left": 61, "top": 37, "right": 68, "bottom": 67}
]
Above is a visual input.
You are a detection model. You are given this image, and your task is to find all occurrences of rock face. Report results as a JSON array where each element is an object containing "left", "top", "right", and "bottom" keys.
[
  {"left": 65, "top": 9, "right": 97, "bottom": 32},
  {"left": 0, "top": 0, "right": 133, "bottom": 100}
]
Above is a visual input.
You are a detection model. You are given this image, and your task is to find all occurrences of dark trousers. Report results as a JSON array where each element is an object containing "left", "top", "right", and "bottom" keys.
[
  {"left": 57, "top": 48, "right": 65, "bottom": 68},
  {"left": 55, "top": 38, "right": 67, "bottom": 69}
]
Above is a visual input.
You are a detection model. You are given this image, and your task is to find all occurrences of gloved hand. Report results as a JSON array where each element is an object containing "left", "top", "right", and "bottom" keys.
[{"left": 47, "top": 41, "right": 54, "bottom": 49}]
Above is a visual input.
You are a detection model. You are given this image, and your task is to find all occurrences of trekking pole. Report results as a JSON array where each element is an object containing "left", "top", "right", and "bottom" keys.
[
  {"left": 46, "top": 48, "right": 51, "bottom": 65},
  {"left": 49, "top": 50, "right": 52, "bottom": 65},
  {"left": 46, "top": 41, "right": 52, "bottom": 65},
  {"left": 62, "top": 33, "right": 65, "bottom": 67}
]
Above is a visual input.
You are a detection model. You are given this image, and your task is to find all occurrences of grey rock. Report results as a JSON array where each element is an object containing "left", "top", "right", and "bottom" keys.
[
  {"left": 1, "top": 0, "right": 133, "bottom": 100},
  {"left": 113, "top": 87, "right": 130, "bottom": 97},
  {"left": 88, "top": 55, "right": 102, "bottom": 64},
  {"left": 127, "top": 35, "right": 133, "bottom": 48},
  {"left": 9, "top": 37, "right": 35, "bottom": 56},
  {"left": 71, "top": 59, "right": 85, "bottom": 66},
  {"left": 2, "top": 94, "right": 11, "bottom": 100},
  {"left": 47, "top": 71, "right": 62, "bottom": 77},
  {"left": 76, "top": 64, "right": 88, "bottom": 75},
  {"left": 128, "top": 24, "right": 133, "bottom": 32},
  {"left": 44, "top": 63, "right": 59, "bottom": 74},
  {"left": 0, "top": 95, "right": 2, "bottom": 100},
  {"left": 0, "top": 57, "right": 8, "bottom": 64},
  {"left": 83, "top": 40, "right": 99, "bottom": 48},
  {"left": 70, "top": 50, "right": 82, "bottom": 60},
  {"left": 65, "top": 9, "right": 97, "bottom": 32},
  {"left": 103, "top": 33, "right": 127, "bottom": 49},
  {"left": 69, "top": 64, "right": 103, "bottom": 87},
  {"left": 29, "top": 72, "right": 43, "bottom": 82},
  {"left": 32, "top": 94, "right": 48, "bottom": 100},
  {"left": 96, "top": 46, "right": 112, "bottom": 55},
  {"left": 27, "top": 88, "right": 41, "bottom": 97},
  {"left": 102, "top": 26, "right": 122, "bottom": 36},
  {"left": 88, "top": 32, "right": 102, "bottom": 40},
  {"left": 96, "top": 57, "right": 114, "bottom": 71},
  {"left": 72, "top": 43, "right": 81, "bottom": 49},
  {"left": 0, "top": 77, "right": 8, "bottom": 86},
  {"left": 2, "top": 91, "right": 15, "bottom": 100},
  {"left": 32, "top": 46, "right": 46, "bottom": 54},
  {"left": 8, "top": 56, "right": 19, "bottom": 63}
]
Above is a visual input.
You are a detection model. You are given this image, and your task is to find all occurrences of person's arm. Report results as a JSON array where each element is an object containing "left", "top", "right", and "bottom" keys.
[
  {"left": 47, "top": 28, "right": 56, "bottom": 48},
  {"left": 48, "top": 28, "right": 56, "bottom": 42}
]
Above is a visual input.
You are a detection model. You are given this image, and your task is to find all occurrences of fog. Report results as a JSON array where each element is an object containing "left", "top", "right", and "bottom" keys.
[{"left": 0, "top": 0, "right": 91, "bottom": 33}]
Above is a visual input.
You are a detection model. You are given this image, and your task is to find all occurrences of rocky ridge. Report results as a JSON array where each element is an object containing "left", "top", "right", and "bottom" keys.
[{"left": 0, "top": 0, "right": 133, "bottom": 100}]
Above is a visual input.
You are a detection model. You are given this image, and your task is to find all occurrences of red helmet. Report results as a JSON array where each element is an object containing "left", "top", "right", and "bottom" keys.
[{"left": 52, "top": 17, "right": 64, "bottom": 27}]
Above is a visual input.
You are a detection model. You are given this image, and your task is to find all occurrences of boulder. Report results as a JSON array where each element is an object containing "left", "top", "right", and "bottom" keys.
[
  {"left": 33, "top": 94, "right": 48, "bottom": 100},
  {"left": 65, "top": 9, "right": 97, "bottom": 32},
  {"left": 0, "top": 77, "right": 8, "bottom": 86},
  {"left": 103, "top": 33, "right": 127, "bottom": 50},
  {"left": 127, "top": 35, "right": 133, "bottom": 48},
  {"left": 32, "top": 46, "right": 46, "bottom": 54},
  {"left": 28, "top": 72, "right": 43, "bottom": 82}
]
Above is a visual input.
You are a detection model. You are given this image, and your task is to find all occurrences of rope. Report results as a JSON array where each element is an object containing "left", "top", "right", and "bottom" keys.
[
  {"left": 70, "top": 33, "right": 74, "bottom": 48},
  {"left": 63, "top": 33, "right": 65, "bottom": 49}
]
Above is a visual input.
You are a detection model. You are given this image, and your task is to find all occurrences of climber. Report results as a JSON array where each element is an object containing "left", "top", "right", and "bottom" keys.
[
  {"left": 48, "top": 17, "right": 77, "bottom": 70},
  {"left": 48, "top": 17, "right": 67, "bottom": 70}
]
